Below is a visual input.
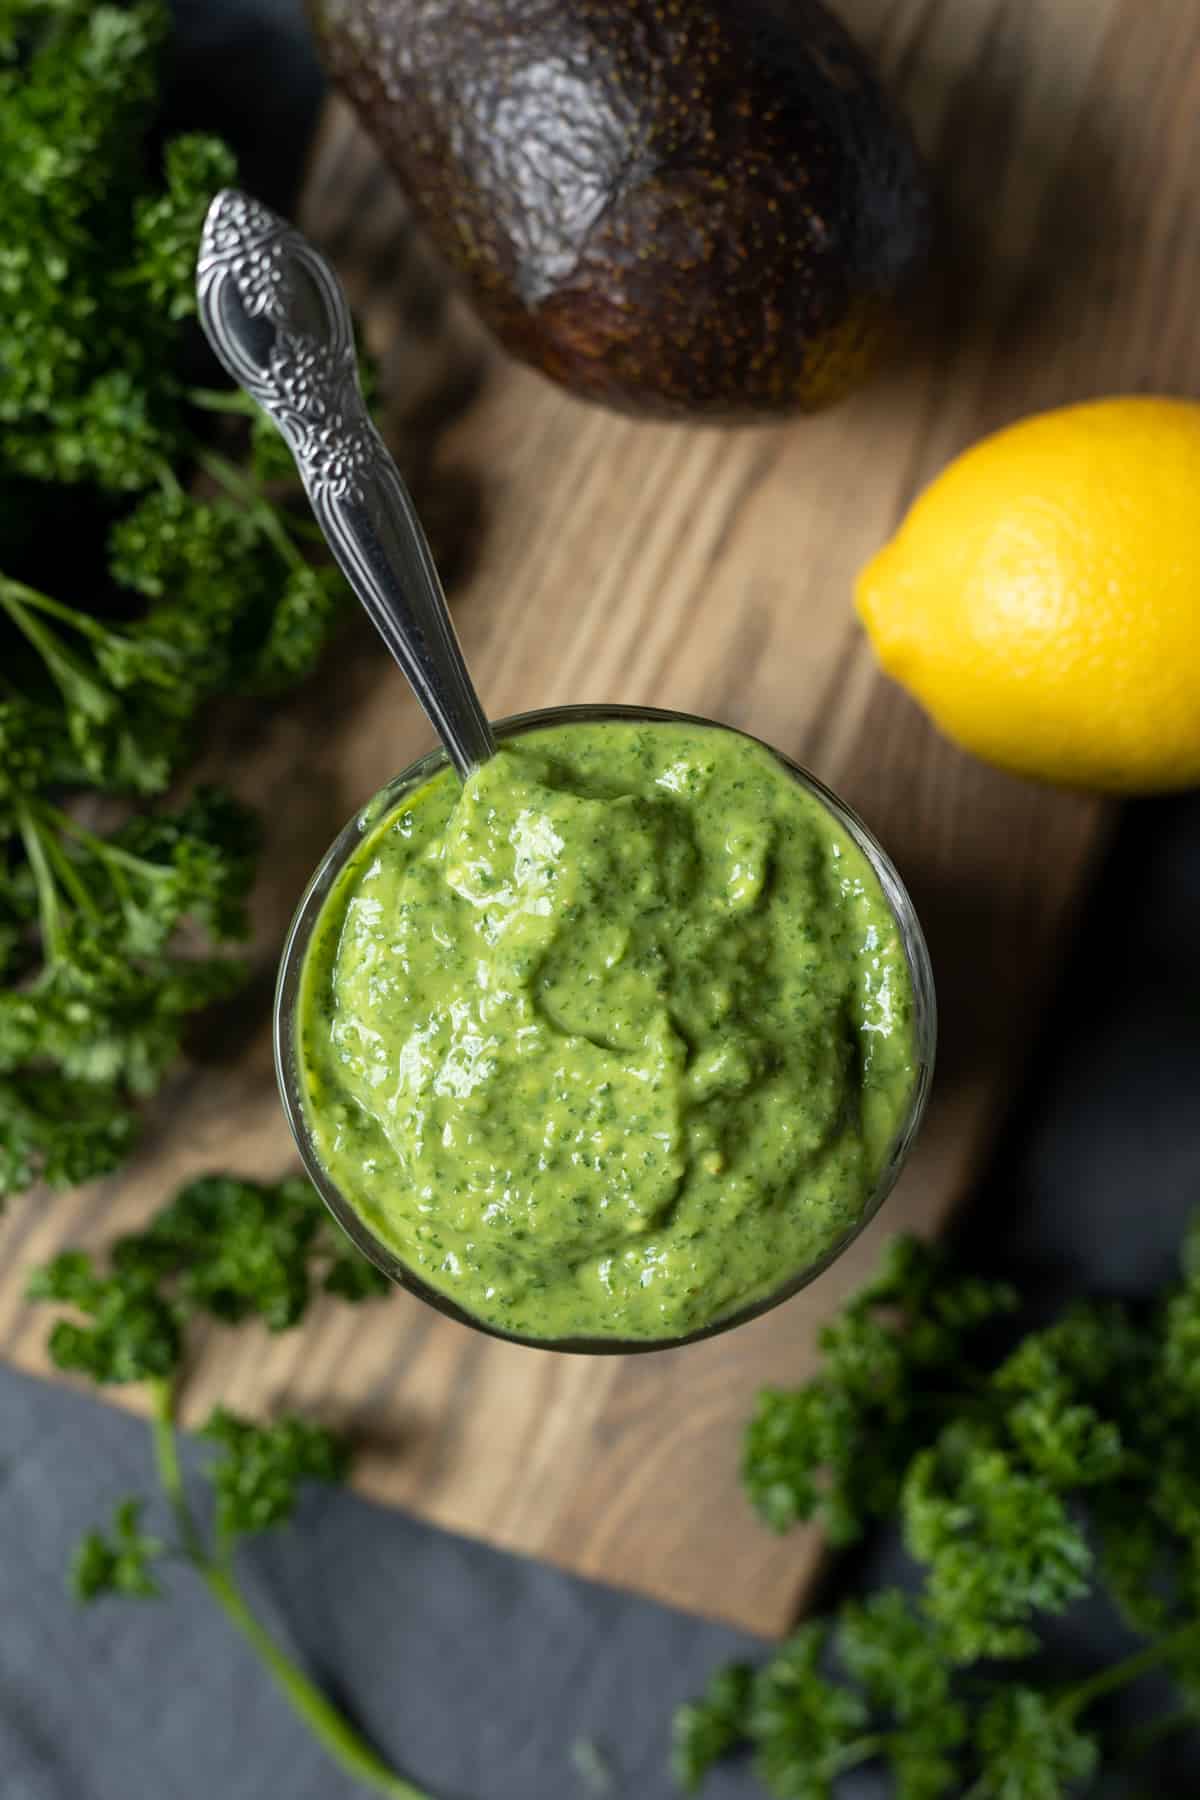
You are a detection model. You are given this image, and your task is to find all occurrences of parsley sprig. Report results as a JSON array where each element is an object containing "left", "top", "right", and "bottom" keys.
[
  {"left": 0, "top": 785, "right": 258, "bottom": 1192},
  {"left": 676, "top": 1222, "right": 1200, "bottom": 1796},
  {"left": 29, "top": 1171, "right": 431, "bottom": 1799},
  {"left": 0, "top": 0, "right": 352, "bottom": 1198}
]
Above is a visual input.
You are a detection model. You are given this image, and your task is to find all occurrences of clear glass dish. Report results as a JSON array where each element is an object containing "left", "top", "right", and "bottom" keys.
[{"left": 275, "top": 704, "right": 936, "bottom": 1354}]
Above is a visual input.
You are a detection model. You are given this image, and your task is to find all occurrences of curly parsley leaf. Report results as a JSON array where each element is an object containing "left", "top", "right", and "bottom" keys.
[
  {"left": 672, "top": 1663, "right": 754, "bottom": 1794},
  {"left": 747, "top": 1625, "right": 868, "bottom": 1798},
  {"left": 111, "top": 1172, "right": 387, "bottom": 1331},
  {"left": 0, "top": 1071, "right": 137, "bottom": 1193},
  {"left": 0, "top": 787, "right": 257, "bottom": 1193},
  {"left": 202, "top": 1407, "right": 349, "bottom": 1541},
  {"left": 902, "top": 1427, "right": 1092, "bottom": 1662},
  {"left": 129, "top": 134, "right": 237, "bottom": 320},
  {"left": 27, "top": 1251, "right": 181, "bottom": 1383},
  {"left": 71, "top": 1497, "right": 164, "bottom": 1602},
  {"left": 679, "top": 1216, "right": 1200, "bottom": 1796},
  {"left": 970, "top": 1689, "right": 1098, "bottom": 1800},
  {"left": 743, "top": 1237, "right": 1017, "bottom": 1543}
]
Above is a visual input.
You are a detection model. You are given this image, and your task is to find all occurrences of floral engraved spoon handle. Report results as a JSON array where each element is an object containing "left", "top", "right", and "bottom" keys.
[{"left": 196, "top": 188, "right": 496, "bottom": 779}]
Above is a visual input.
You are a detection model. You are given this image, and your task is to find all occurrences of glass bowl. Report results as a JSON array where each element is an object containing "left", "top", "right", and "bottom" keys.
[{"left": 274, "top": 704, "right": 936, "bottom": 1353}]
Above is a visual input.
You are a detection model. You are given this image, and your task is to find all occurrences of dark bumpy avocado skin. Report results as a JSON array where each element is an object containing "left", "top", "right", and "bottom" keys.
[{"left": 312, "top": 0, "right": 933, "bottom": 419}]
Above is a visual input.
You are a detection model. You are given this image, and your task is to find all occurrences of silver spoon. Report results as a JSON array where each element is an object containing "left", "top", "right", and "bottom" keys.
[{"left": 195, "top": 188, "right": 496, "bottom": 779}]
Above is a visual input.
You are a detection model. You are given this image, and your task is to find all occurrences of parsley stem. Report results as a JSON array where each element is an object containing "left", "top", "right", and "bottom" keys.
[
  {"left": 201, "top": 1562, "right": 433, "bottom": 1799},
  {"left": 147, "top": 1379, "right": 429, "bottom": 1797},
  {"left": 1059, "top": 1619, "right": 1200, "bottom": 1719},
  {"left": 285, "top": 516, "right": 328, "bottom": 546},
  {"left": 154, "top": 457, "right": 184, "bottom": 501},
  {"left": 185, "top": 386, "right": 258, "bottom": 418},
  {"left": 0, "top": 575, "right": 110, "bottom": 640},
  {"left": 38, "top": 822, "right": 101, "bottom": 920},
  {"left": 14, "top": 801, "right": 65, "bottom": 958},
  {"left": 192, "top": 446, "right": 306, "bottom": 573},
  {"left": 0, "top": 580, "right": 113, "bottom": 710},
  {"left": 824, "top": 1733, "right": 893, "bottom": 1778},
  {"left": 1122, "top": 1705, "right": 1198, "bottom": 1760},
  {"left": 148, "top": 1376, "right": 207, "bottom": 1566},
  {"left": 42, "top": 803, "right": 171, "bottom": 885},
  {"left": 192, "top": 444, "right": 258, "bottom": 501}
]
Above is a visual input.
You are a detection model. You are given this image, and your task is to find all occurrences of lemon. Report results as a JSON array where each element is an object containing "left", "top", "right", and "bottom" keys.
[{"left": 856, "top": 397, "right": 1200, "bottom": 792}]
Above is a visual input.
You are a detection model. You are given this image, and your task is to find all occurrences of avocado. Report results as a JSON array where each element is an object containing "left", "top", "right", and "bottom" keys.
[{"left": 311, "top": 0, "right": 933, "bottom": 420}]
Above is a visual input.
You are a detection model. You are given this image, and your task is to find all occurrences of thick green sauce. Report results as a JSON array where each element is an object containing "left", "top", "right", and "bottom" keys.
[{"left": 298, "top": 721, "right": 918, "bottom": 1342}]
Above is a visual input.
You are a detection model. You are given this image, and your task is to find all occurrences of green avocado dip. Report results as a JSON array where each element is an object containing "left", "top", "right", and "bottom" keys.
[{"left": 296, "top": 719, "right": 919, "bottom": 1343}]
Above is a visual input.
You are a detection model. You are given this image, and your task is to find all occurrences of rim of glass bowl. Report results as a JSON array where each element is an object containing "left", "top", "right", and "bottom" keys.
[{"left": 274, "top": 703, "right": 937, "bottom": 1355}]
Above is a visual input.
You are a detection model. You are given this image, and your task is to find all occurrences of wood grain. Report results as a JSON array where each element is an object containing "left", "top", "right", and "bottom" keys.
[{"left": 3, "top": 0, "right": 1197, "bottom": 1634}]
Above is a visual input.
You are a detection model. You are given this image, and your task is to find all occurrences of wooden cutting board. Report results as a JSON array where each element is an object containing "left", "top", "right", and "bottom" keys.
[{"left": 3, "top": 0, "right": 1196, "bottom": 1637}]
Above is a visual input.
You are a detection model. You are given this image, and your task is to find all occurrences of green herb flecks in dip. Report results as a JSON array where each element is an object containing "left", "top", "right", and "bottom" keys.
[{"left": 297, "top": 721, "right": 918, "bottom": 1342}]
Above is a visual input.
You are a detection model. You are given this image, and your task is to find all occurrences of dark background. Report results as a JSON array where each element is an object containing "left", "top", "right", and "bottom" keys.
[{"left": 2, "top": 3, "right": 1199, "bottom": 1795}]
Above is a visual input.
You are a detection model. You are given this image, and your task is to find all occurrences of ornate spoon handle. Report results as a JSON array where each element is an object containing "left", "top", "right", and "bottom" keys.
[{"left": 196, "top": 188, "right": 495, "bottom": 779}]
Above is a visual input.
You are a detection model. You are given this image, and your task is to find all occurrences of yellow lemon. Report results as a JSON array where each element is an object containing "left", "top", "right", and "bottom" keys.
[{"left": 856, "top": 397, "right": 1200, "bottom": 792}]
